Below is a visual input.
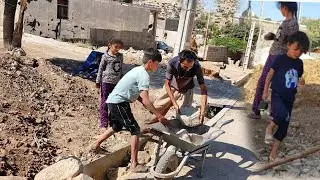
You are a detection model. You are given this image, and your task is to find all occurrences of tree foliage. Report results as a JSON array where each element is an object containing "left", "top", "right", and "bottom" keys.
[
  {"left": 208, "top": 36, "right": 246, "bottom": 53},
  {"left": 301, "top": 17, "right": 320, "bottom": 48},
  {"left": 207, "top": 23, "right": 260, "bottom": 53}
]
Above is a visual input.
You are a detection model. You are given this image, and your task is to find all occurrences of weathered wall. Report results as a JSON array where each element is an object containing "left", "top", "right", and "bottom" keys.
[
  {"left": 164, "top": 18, "right": 179, "bottom": 31},
  {"left": 90, "top": 28, "right": 155, "bottom": 50},
  {"left": 156, "top": 28, "right": 177, "bottom": 48},
  {"left": 156, "top": 18, "right": 179, "bottom": 48},
  {"left": 23, "top": 0, "right": 154, "bottom": 49}
]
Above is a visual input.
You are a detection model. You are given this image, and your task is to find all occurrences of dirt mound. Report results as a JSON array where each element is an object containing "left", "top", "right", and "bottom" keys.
[
  {"left": 244, "top": 60, "right": 320, "bottom": 107},
  {"left": 246, "top": 60, "right": 320, "bottom": 178},
  {"left": 0, "top": 52, "right": 99, "bottom": 178}
]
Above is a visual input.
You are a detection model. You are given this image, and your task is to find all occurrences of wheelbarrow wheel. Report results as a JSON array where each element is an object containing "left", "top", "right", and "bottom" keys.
[{"left": 155, "top": 146, "right": 179, "bottom": 174}]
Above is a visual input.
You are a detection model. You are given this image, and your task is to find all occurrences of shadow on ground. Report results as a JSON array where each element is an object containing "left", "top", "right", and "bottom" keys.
[{"left": 177, "top": 141, "right": 260, "bottom": 180}]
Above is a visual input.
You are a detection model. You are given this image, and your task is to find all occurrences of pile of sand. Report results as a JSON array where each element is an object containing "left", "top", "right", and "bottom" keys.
[{"left": 244, "top": 60, "right": 320, "bottom": 107}]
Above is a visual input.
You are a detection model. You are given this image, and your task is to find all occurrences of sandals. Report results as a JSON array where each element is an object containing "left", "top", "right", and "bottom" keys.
[
  {"left": 130, "top": 164, "right": 149, "bottom": 173},
  {"left": 264, "top": 133, "right": 273, "bottom": 144}
]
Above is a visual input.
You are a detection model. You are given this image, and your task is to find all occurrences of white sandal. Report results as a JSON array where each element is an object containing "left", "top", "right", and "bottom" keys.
[{"left": 264, "top": 133, "right": 273, "bottom": 144}]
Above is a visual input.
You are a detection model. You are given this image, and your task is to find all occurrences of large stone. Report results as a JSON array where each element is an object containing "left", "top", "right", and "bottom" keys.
[
  {"left": 137, "top": 151, "right": 151, "bottom": 165},
  {"left": 117, "top": 167, "right": 129, "bottom": 178},
  {"left": 0, "top": 177, "right": 27, "bottom": 180},
  {"left": 10, "top": 48, "right": 27, "bottom": 57},
  {"left": 34, "top": 156, "right": 83, "bottom": 180},
  {"left": 72, "top": 173, "right": 93, "bottom": 180}
]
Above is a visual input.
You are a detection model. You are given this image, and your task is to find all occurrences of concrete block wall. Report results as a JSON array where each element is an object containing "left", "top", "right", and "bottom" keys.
[
  {"left": 90, "top": 28, "right": 155, "bottom": 50},
  {"left": 156, "top": 29, "right": 178, "bottom": 49},
  {"left": 23, "top": 0, "right": 153, "bottom": 49},
  {"left": 204, "top": 46, "right": 228, "bottom": 62}
]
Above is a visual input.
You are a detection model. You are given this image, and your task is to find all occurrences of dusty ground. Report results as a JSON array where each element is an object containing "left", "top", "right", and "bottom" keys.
[
  {"left": 1, "top": 30, "right": 319, "bottom": 179},
  {"left": 0, "top": 32, "right": 243, "bottom": 179},
  {"left": 0, "top": 34, "right": 160, "bottom": 179},
  {"left": 244, "top": 60, "right": 320, "bottom": 178}
]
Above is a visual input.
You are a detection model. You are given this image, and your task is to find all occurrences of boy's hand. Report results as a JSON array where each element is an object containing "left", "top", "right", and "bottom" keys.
[
  {"left": 262, "top": 90, "right": 269, "bottom": 101},
  {"left": 173, "top": 103, "right": 181, "bottom": 114},
  {"left": 264, "top": 32, "right": 276, "bottom": 40},
  {"left": 95, "top": 83, "right": 100, "bottom": 88},
  {"left": 157, "top": 115, "right": 170, "bottom": 127},
  {"left": 298, "top": 78, "right": 305, "bottom": 87}
]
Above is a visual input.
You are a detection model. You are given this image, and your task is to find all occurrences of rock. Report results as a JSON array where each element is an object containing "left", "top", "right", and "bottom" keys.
[
  {"left": 257, "top": 148, "right": 267, "bottom": 154},
  {"left": 16, "top": 70, "right": 22, "bottom": 76},
  {"left": 143, "top": 141, "right": 156, "bottom": 156},
  {"left": 292, "top": 159, "right": 302, "bottom": 166},
  {"left": 30, "top": 141, "right": 37, "bottom": 147},
  {"left": 34, "top": 156, "right": 83, "bottom": 180},
  {"left": 72, "top": 173, "right": 94, "bottom": 180},
  {"left": 291, "top": 121, "right": 300, "bottom": 128},
  {"left": 261, "top": 156, "right": 269, "bottom": 162},
  {"left": 12, "top": 48, "right": 27, "bottom": 57},
  {"left": 35, "top": 118, "right": 43, "bottom": 124},
  {"left": 312, "top": 170, "right": 320, "bottom": 177},
  {"left": 301, "top": 168, "right": 310, "bottom": 174},
  {"left": 0, "top": 149, "right": 7, "bottom": 156},
  {"left": 137, "top": 151, "right": 151, "bottom": 165},
  {"left": 117, "top": 167, "right": 129, "bottom": 177},
  {"left": 0, "top": 115, "right": 8, "bottom": 123},
  {"left": 286, "top": 166, "right": 300, "bottom": 177},
  {"left": 0, "top": 177, "right": 27, "bottom": 180}
]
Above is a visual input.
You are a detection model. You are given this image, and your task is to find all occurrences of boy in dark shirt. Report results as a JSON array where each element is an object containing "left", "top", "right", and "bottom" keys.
[{"left": 263, "top": 31, "right": 310, "bottom": 161}]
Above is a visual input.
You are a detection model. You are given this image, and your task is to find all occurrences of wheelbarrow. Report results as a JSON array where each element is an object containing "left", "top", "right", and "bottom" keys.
[{"left": 148, "top": 118, "right": 233, "bottom": 179}]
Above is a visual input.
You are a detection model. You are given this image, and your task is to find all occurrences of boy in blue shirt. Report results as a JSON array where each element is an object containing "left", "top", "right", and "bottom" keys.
[
  {"left": 91, "top": 48, "right": 170, "bottom": 172},
  {"left": 263, "top": 31, "right": 310, "bottom": 162}
]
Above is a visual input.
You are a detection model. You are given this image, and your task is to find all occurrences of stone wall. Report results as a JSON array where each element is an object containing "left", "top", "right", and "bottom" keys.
[{"left": 22, "top": 0, "right": 155, "bottom": 49}]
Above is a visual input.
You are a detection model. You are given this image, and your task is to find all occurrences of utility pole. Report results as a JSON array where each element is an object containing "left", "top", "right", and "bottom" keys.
[
  {"left": 298, "top": 2, "right": 302, "bottom": 23},
  {"left": 202, "top": 11, "right": 211, "bottom": 56},
  {"left": 243, "top": 21, "right": 256, "bottom": 70},
  {"left": 243, "top": 0, "right": 252, "bottom": 42},
  {"left": 174, "top": 0, "right": 197, "bottom": 56},
  {"left": 256, "top": 0, "right": 264, "bottom": 65}
]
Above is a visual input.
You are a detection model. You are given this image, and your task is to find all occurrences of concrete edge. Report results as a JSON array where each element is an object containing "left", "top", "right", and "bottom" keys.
[
  {"left": 205, "top": 99, "right": 237, "bottom": 127},
  {"left": 83, "top": 137, "right": 149, "bottom": 180},
  {"left": 234, "top": 73, "right": 252, "bottom": 87},
  {"left": 0, "top": 177, "right": 27, "bottom": 180}
]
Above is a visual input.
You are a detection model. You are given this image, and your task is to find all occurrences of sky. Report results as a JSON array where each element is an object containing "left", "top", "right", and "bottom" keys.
[{"left": 202, "top": 0, "right": 320, "bottom": 21}]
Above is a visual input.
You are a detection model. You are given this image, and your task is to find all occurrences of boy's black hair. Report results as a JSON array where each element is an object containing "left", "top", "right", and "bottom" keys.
[
  {"left": 178, "top": 49, "right": 197, "bottom": 62},
  {"left": 277, "top": 2, "right": 298, "bottom": 18},
  {"left": 287, "top": 31, "right": 310, "bottom": 53},
  {"left": 142, "top": 48, "right": 162, "bottom": 64},
  {"left": 108, "top": 37, "right": 124, "bottom": 46}
]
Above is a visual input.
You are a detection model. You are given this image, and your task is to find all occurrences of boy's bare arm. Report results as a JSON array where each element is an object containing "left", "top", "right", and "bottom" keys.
[
  {"left": 199, "top": 84, "right": 208, "bottom": 124},
  {"left": 263, "top": 69, "right": 275, "bottom": 100},
  {"left": 139, "top": 90, "right": 170, "bottom": 126},
  {"left": 165, "top": 80, "right": 180, "bottom": 114}
]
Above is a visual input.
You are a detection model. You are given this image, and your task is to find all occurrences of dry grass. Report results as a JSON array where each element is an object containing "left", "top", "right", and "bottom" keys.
[
  {"left": 243, "top": 65, "right": 263, "bottom": 102},
  {"left": 244, "top": 60, "right": 320, "bottom": 107}
]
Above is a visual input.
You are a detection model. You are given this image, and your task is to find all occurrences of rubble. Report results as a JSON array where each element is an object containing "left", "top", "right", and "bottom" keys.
[
  {"left": 0, "top": 52, "right": 101, "bottom": 178},
  {"left": 34, "top": 157, "right": 83, "bottom": 180}
]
